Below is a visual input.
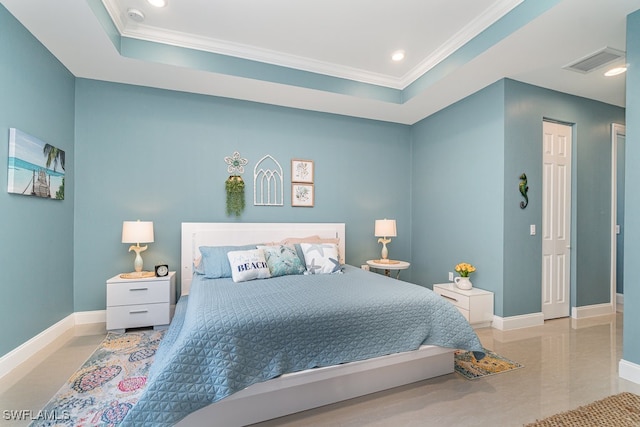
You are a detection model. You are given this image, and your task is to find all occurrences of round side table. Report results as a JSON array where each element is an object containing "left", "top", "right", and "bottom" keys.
[{"left": 366, "top": 260, "right": 410, "bottom": 279}]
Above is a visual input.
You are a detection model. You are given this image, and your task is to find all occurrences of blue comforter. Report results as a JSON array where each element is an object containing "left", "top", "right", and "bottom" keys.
[{"left": 123, "top": 265, "right": 484, "bottom": 425}]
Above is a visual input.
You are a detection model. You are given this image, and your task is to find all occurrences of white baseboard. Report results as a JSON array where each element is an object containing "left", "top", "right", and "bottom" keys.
[
  {"left": 617, "top": 293, "right": 624, "bottom": 313},
  {"left": 74, "top": 310, "right": 106, "bottom": 324},
  {"left": 493, "top": 303, "right": 619, "bottom": 330},
  {"left": 492, "top": 312, "right": 544, "bottom": 330},
  {"left": 619, "top": 359, "right": 640, "bottom": 385},
  {"left": 0, "top": 310, "right": 106, "bottom": 383},
  {"left": 0, "top": 314, "right": 75, "bottom": 380},
  {"left": 571, "top": 303, "right": 615, "bottom": 319}
]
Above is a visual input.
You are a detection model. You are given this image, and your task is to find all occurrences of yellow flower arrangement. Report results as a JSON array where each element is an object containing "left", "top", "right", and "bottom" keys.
[{"left": 454, "top": 262, "right": 476, "bottom": 277}]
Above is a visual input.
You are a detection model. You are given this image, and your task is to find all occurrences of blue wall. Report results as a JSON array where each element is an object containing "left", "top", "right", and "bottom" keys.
[
  {"left": 0, "top": 5, "right": 75, "bottom": 356},
  {"left": 73, "top": 79, "right": 413, "bottom": 310},
  {"left": 504, "top": 80, "right": 624, "bottom": 313},
  {"left": 623, "top": 9, "right": 640, "bottom": 366},
  {"left": 410, "top": 81, "right": 505, "bottom": 314},
  {"left": 411, "top": 78, "right": 624, "bottom": 318}
]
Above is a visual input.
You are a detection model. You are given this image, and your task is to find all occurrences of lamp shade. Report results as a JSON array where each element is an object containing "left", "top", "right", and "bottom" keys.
[
  {"left": 122, "top": 220, "right": 154, "bottom": 244},
  {"left": 374, "top": 219, "right": 397, "bottom": 237}
]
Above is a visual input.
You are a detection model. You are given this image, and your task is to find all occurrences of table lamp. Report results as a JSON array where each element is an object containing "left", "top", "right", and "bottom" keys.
[
  {"left": 375, "top": 219, "right": 397, "bottom": 263},
  {"left": 122, "top": 220, "right": 154, "bottom": 277}
]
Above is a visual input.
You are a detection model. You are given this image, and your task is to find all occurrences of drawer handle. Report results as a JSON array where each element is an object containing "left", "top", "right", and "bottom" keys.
[
  {"left": 440, "top": 294, "right": 458, "bottom": 303},
  {"left": 129, "top": 287, "right": 149, "bottom": 291},
  {"left": 129, "top": 309, "right": 149, "bottom": 314}
]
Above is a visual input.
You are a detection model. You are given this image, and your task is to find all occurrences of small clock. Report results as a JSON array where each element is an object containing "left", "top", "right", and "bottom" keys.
[{"left": 155, "top": 264, "right": 169, "bottom": 277}]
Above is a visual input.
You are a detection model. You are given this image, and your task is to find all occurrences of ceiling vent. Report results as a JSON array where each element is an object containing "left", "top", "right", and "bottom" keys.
[{"left": 564, "top": 47, "right": 625, "bottom": 74}]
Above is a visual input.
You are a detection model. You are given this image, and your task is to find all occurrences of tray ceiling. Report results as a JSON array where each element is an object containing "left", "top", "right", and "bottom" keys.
[{"left": 2, "top": 0, "right": 639, "bottom": 124}]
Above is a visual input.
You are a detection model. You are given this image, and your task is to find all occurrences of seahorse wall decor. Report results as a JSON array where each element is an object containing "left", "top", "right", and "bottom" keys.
[{"left": 519, "top": 173, "right": 529, "bottom": 209}]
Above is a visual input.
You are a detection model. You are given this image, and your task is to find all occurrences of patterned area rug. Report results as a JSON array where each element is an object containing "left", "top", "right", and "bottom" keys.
[
  {"left": 454, "top": 348, "right": 523, "bottom": 379},
  {"left": 524, "top": 392, "right": 640, "bottom": 426},
  {"left": 30, "top": 330, "right": 165, "bottom": 427}
]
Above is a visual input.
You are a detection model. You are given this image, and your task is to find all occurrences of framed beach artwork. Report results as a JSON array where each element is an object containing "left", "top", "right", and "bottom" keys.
[
  {"left": 291, "top": 159, "right": 314, "bottom": 184},
  {"left": 7, "top": 128, "right": 65, "bottom": 200},
  {"left": 292, "top": 183, "right": 314, "bottom": 207}
]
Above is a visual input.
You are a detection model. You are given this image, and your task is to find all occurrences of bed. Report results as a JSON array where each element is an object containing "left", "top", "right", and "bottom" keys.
[{"left": 123, "top": 222, "right": 484, "bottom": 426}]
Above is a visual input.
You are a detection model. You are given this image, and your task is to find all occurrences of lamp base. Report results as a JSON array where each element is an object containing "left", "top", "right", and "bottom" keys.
[{"left": 120, "top": 271, "right": 156, "bottom": 279}]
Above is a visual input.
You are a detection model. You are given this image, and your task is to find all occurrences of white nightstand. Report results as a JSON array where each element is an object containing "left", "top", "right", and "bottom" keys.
[
  {"left": 433, "top": 283, "right": 493, "bottom": 328},
  {"left": 366, "top": 260, "right": 410, "bottom": 279},
  {"left": 106, "top": 271, "right": 176, "bottom": 333}
]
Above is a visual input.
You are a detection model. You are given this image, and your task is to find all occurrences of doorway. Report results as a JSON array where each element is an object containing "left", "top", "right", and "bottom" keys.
[
  {"left": 611, "top": 124, "right": 625, "bottom": 311},
  {"left": 542, "top": 120, "right": 572, "bottom": 320}
]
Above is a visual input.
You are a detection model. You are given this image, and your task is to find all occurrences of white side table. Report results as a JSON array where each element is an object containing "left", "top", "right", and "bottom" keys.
[
  {"left": 433, "top": 283, "right": 494, "bottom": 328},
  {"left": 366, "top": 260, "right": 410, "bottom": 279},
  {"left": 106, "top": 271, "right": 176, "bottom": 333}
]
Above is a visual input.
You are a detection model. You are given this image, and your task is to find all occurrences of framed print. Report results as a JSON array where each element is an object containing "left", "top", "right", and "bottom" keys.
[
  {"left": 292, "top": 183, "right": 314, "bottom": 207},
  {"left": 7, "top": 128, "right": 65, "bottom": 200},
  {"left": 291, "top": 159, "right": 314, "bottom": 183}
]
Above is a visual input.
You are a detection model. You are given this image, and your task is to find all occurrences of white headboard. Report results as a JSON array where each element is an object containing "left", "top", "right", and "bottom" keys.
[{"left": 181, "top": 222, "right": 346, "bottom": 296}]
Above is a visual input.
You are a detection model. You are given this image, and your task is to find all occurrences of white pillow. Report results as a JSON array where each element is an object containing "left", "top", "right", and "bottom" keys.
[
  {"left": 299, "top": 243, "right": 342, "bottom": 274},
  {"left": 227, "top": 249, "right": 272, "bottom": 283}
]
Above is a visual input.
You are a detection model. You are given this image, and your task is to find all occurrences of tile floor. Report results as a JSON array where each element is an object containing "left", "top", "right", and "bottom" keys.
[{"left": 1, "top": 314, "right": 639, "bottom": 426}]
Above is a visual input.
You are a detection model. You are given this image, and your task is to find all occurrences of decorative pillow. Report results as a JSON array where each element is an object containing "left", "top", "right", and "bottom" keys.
[
  {"left": 195, "top": 245, "right": 257, "bottom": 278},
  {"left": 299, "top": 243, "right": 342, "bottom": 274},
  {"left": 279, "top": 236, "right": 341, "bottom": 265},
  {"left": 227, "top": 249, "right": 272, "bottom": 283},
  {"left": 257, "top": 245, "right": 306, "bottom": 277}
]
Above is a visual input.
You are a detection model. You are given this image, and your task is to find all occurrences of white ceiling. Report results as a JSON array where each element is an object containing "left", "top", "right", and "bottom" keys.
[{"left": 2, "top": 0, "right": 639, "bottom": 124}]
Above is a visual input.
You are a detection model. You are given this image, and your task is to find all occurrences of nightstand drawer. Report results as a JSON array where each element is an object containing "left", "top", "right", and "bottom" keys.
[
  {"left": 434, "top": 287, "right": 470, "bottom": 310},
  {"left": 106, "top": 302, "right": 169, "bottom": 330},
  {"left": 107, "top": 281, "right": 169, "bottom": 306},
  {"left": 454, "top": 306, "right": 470, "bottom": 322}
]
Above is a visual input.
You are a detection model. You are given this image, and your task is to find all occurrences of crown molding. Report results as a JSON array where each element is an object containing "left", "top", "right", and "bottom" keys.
[
  {"left": 124, "top": 24, "right": 404, "bottom": 88},
  {"left": 102, "top": 0, "right": 522, "bottom": 90},
  {"left": 400, "top": 0, "right": 523, "bottom": 87}
]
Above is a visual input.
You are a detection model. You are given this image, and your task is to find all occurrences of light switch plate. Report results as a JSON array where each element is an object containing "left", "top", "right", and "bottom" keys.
[{"left": 530, "top": 224, "right": 536, "bottom": 235}]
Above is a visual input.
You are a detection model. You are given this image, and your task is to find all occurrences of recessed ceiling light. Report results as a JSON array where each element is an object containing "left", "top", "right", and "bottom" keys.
[
  {"left": 604, "top": 66, "right": 627, "bottom": 77},
  {"left": 391, "top": 50, "right": 405, "bottom": 62},
  {"left": 147, "top": 0, "right": 167, "bottom": 7}
]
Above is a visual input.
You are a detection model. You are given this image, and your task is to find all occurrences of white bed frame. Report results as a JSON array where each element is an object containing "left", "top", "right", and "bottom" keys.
[{"left": 176, "top": 222, "right": 454, "bottom": 427}]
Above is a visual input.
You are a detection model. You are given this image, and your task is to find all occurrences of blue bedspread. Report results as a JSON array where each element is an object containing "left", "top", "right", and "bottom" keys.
[{"left": 123, "top": 265, "right": 484, "bottom": 425}]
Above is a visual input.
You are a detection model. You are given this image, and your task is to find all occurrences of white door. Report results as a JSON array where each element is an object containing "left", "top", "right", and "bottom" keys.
[
  {"left": 612, "top": 124, "right": 625, "bottom": 309},
  {"left": 542, "top": 121, "right": 572, "bottom": 320}
]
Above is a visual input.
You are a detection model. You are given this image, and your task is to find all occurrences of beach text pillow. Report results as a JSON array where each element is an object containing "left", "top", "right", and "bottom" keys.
[{"left": 227, "top": 249, "right": 272, "bottom": 283}]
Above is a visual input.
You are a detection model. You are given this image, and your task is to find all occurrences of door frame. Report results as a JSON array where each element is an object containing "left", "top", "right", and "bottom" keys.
[{"left": 611, "top": 123, "right": 625, "bottom": 312}]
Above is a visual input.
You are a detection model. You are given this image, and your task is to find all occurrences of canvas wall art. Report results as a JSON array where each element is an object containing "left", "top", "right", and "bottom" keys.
[
  {"left": 7, "top": 128, "right": 65, "bottom": 200},
  {"left": 292, "top": 183, "right": 314, "bottom": 207},
  {"left": 291, "top": 158, "right": 314, "bottom": 207},
  {"left": 291, "top": 159, "right": 314, "bottom": 183}
]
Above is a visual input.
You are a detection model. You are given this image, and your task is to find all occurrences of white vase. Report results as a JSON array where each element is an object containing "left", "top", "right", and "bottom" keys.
[{"left": 454, "top": 276, "right": 472, "bottom": 290}]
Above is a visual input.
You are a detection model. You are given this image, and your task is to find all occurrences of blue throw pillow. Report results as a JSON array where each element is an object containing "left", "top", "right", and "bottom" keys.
[{"left": 195, "top": 245, "right": 257, "bottom": 278}]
